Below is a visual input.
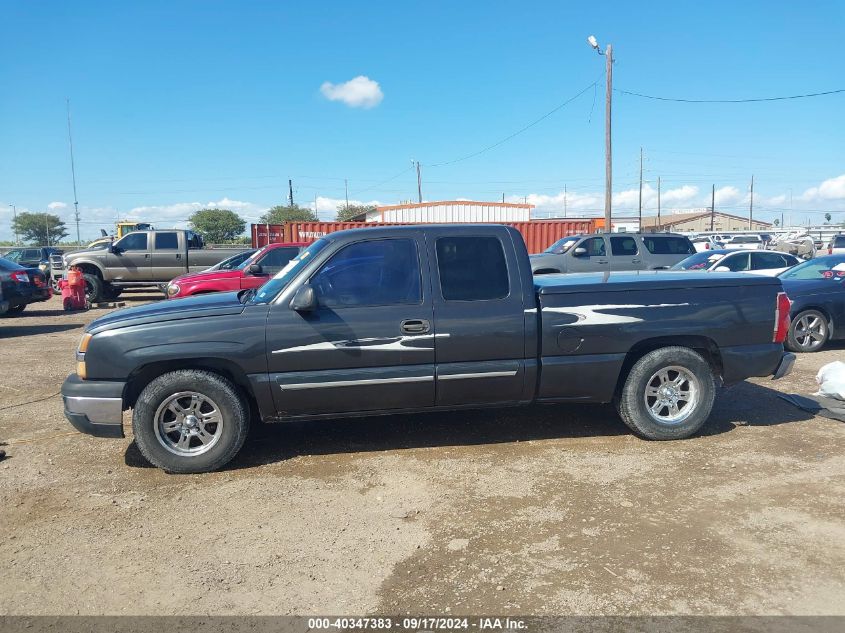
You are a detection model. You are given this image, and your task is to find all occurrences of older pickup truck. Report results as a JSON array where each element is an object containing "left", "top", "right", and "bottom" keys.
[
  {"left": 58, "top": 229, "right": 246, "bottom": 302},
  {"left": 61, "top": 224, "right": 795, "bottom": 473}
]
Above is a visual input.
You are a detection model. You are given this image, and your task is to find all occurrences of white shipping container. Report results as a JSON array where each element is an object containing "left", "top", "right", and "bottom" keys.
[{"left": 369, "top": 201, "right": 532, "bottom": 223}]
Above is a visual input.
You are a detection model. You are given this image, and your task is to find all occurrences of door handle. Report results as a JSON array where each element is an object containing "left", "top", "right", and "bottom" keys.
[
  {"left": 401, "top": 319, "right": 431, "bottom": 334},
  {"left": 632, "top": 259, "right": 641, "bottom": 263},
  {"left": 144, "top": 254, "right": 150, "bottom": 259},
  {"left": 597, "top": 259, "right": 609, "bottom": 264},
  {"left": 176, "top": 253, "right": 182, "bottom": 260}
]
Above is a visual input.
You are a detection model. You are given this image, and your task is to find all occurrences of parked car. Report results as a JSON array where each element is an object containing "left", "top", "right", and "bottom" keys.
[
  {"left": 778, "top": 254, "right": 845, "bottom": 352},
  {"left": 529, "top": 232, "right": 695, "bottom": 274},
  {"left": 62, "top": 224, "right": 794, "bottom": 473},
  {"left": 723, "top": 235, "right": 764, "bottom": 250},
  {"left": 202, "top": 249, "right": 257, "bottom": 272},
  {"left": 0, "top": 257, "right": 50, "bottom": 316},
  {"left": 827, "top": 235, "right": 845, "bottom": 255},
  {"left": 691, "top": 236, "right": 724, "bottom": 252},
  {"left": 58, "top": 229, "right": 246, "bottom": 303},
  {"left": 4, "top": 247, "right": 63, "bottom": 291},
  {"left": 166, "top": 243, "right": 305, "bottom": 298},
  {"left": 671, "top": 249, "right": 800, "bottom": 276},
  {"left": 0, "top": 283, "right": 7, "bottom": 315}
]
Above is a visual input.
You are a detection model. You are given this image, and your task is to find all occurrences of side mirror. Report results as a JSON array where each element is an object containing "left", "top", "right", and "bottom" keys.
[
  {"left": 290, "top": 284, "right": 317, "bottom": 312},
  {"left": 108, "top": 243, "right": 117, "bottom": 254},
  {"left": 573, "top": 247, "right": 588, "bottom": 257},
  {"left": 248, "top": 263, "right": 264, "bottom": 275},
  {"left": 714, "top": 266, "right": 731, "bottom": 272}
]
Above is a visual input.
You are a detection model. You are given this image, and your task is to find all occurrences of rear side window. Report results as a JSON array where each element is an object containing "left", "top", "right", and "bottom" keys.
[
  {"left": 642, "top": 236, "right": 695, "bottom": 255},
  {"left": 722, "top": 253, "right": 750, "bottom": 271},
  {"left": 24, "top": 249, "right": 41, "bottom": 259},
  {"left": 258, "top": 247, "right": 300, "bottom": 275},
  {"left": 610, "top": 236, "right": 638, "bottom": 256},
  {"left": 116, "top": 232, "right": 148, "bottom": 251},
  {"left": 312, "top": 238, "right": 421, "bottom": 308},
  {"left": 155, "top": 232, "right": 179, "bottom": 250},
  {"left": 437, "top": 236, "right": 509, "bottom": 301},
  {"left": 752, "top": 252, "right": 788, "bottom": 270}
]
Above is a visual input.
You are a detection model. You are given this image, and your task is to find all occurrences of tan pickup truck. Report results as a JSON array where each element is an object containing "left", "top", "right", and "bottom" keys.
[{"left": 57, "top": 229, "right": 246, "bottom": 302}]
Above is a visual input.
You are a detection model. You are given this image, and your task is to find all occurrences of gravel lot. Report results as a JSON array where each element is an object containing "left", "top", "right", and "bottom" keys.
[{"left": 1, "top": 291, "right": 843, "bottom": 616}]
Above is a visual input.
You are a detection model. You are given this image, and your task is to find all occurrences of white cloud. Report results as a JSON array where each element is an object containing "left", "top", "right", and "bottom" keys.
[
  {"left": 713, "top": 186, "right": 742, "bottom": 206},
  {"left": 47, "top": 201, "right": 67, "bottom": 210},
  {"left": 662, "top": 185, "right": 699, "bottom": 205},
  {"left": 320, "top": 76, "right": 384, "bottom": 109},
  {"left": 817, "top": 174, "right": 845, "bottom": 200}
]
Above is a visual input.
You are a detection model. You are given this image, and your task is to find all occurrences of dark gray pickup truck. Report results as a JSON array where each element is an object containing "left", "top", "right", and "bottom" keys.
[{"left": 62, "top": 224, "right": 795, "bottom": 473}]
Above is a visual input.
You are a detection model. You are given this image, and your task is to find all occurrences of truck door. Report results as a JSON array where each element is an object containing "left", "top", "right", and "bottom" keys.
[
  {"left": 150, "top": 231, "right": 184, "bottom": 280},
  {"left": 107, "top": 231, "right": 151, "bottom": 281},
  {"left": 265, "top": 233, "right": 435, "bottom": 416},
  {"left": 428, "top": 230, "right": 527, "bottom": 406},
  {"left": 566, "top": 236, "right": 609, "bottom": 273},
  {"left": 609, "top": 235, "right": 644, "bottom": 270}
]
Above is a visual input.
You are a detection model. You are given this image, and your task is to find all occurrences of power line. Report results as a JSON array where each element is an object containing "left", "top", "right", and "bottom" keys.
[
  {"left": 615, "top": 87, "right": 845, "bottom": 103},
  {"left": 350, "top": 166, "right": 414, "bottom": 197},
  {"left": 429, "top": 77, "right": 601, "bottom": 167}
]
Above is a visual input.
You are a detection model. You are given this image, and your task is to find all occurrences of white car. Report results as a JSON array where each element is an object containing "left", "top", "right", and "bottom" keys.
[
  {"left": 827, "top": 234, "right": 845, "bottom": 255},
  {"left": 671, "top": 249, "right": 801, "bottom": 276},
  {"left": 723, "top": 235, "right": 764, "bottom": 250},
  {"left": 691, "top": 236, "right": 725, "bottom": 252}
]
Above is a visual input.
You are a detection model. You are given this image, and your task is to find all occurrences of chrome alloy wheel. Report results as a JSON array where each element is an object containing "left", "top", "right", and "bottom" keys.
[
  {"left": 153, "top": 391, "right": 224, "bottom": 456},
  {"left": 794, "top": 314, "right": 827, "bottom": 351},
  {"left": 643, "top": 366, "right": 700, "bottom": 425}
]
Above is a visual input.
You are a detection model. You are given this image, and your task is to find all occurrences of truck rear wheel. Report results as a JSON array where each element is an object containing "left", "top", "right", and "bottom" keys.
[
  {"left": 616, "top": 346, "right": 716, "bottom": 440},
  {"left": 132, "top": 369, "right": 250, "bottom": 473}
]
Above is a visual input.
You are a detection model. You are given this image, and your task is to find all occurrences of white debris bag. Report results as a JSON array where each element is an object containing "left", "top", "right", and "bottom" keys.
[{"left": 814, "top": 361, "right": 845, "bottom": 401}]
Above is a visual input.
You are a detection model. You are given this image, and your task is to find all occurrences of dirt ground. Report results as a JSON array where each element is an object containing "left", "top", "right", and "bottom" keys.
[{"left": 1, "top": 291, "right": 843, "bottom": 616}]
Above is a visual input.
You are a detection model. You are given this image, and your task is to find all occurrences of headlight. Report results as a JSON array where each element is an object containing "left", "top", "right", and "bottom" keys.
[
  {"left": 39, "top": 263, "right": 49, "bottom": 272},
  {"left": 167, "top": 284, "right": 180, "bottom": 297}
]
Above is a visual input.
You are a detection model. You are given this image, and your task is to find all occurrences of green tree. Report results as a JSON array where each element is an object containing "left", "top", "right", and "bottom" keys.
[
  {"left": 188, "top": 208, "right": 246, "bottom": 243},
  {"left": 336, "top": 203, "right": 375, "bottom": 222},
  {"left": 259, "top": 204, "right": 318, "bottom": 223},
  {"left": 825, "top": 213, "right": 832, "bottom": 223},
  {"left": 12, "top": 212, "right": 68, "bottom": 245}
]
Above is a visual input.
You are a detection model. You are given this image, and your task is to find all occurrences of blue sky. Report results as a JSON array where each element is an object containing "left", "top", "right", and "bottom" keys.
[{"left": 1, "top": 0, "right": 844, "bottom": 240}]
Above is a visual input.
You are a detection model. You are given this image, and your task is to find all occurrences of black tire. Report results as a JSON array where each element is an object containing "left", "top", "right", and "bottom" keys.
[
  {"left": 51, "top": 279, "right": 62, "bottom": 295},
  {"left": 1, "top": 304, "right": 26, "bottom": 317},
  {"left": 616, "top": 346, "right": 716, "bottom": 440},
  {"left": 82, "top": 273, "right": 103, "bottom": 303},
  {"left": 132, "top": 369, "right": 249, "bottom": 474},
  {"left": 786, "top": 309, "right": 829, "bottom": 353},
  {"left": 101, "top": 285, "right": 122, "bottom": 301}
]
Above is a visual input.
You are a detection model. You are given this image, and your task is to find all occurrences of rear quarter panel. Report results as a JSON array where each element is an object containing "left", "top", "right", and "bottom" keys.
[{"left": 537, "top": 281, "right": 779, "bottom": 402}]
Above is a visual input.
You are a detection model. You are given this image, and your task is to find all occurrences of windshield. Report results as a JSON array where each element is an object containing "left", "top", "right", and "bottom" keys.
[
  {"left": 543, "top": 236, "right": 579, "bottom": 254},
  {"left": 779, "top": 256, "right": 845, "bottom": 280},
  {"left": 251, "top": 239, "right": 330, "bottom": 303},
  {"left": 210, "top": 250, "right": 255, "bottom": 271},
  {"left": 4, "top": 249, "right": 23, "bottom": 262},
  {"left": 671, "top": 252, "right": 722, "bottom": 270}
]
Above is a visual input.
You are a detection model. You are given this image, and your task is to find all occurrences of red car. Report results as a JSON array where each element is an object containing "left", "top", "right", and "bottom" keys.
[{"left": 165, "top": 242, "right": 306, "bottom": 299}]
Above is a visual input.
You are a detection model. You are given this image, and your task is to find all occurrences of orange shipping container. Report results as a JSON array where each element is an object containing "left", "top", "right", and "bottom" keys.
[{"left": 252, "top": 219, "right": 597, "bottom": 254}]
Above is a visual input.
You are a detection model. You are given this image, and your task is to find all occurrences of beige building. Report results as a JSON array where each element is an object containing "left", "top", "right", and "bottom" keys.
[{"left": 641, "top": 210, "right": 772, "bottom": 233}]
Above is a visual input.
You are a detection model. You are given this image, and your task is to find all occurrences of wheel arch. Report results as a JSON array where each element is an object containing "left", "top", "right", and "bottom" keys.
[
  {"left": 123, "top": 358, "right": 259, "bottom": 418},
  {"left": 615, "top": 335, "right": 723, "bottom": 397},
  {"left": 72, "top": 260, "right": 105, "bottom": 278}
]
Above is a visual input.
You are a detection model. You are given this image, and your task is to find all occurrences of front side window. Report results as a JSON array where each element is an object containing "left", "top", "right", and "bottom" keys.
[
  {"left": 436, "top": 236, "right": 509, "bottom": 301},
  {"left": 580, "top": 237, "right": 606, "bottom": 257},
  {"left": 610, "top": 236, "right": 638, "bottom": 256},
  {"left": 115, "top": 232, "right": 148, "bottom": 251},
  {"left": 24, "top": 249, "right": 41, "bottom": 260},
  {"left": 721, "top": 253, "right": 750, "bottom": 271},
  {"left": 642, "top": 236, "right": 695, "bottom": 255},
  {"left": 155, "top": 232, "right": 179, "bottom": 250},
  {"left": 188, "top": 232, "right": 203, "bottom": 249},
  {"left": 257, "top": 247, "right": 300, "bottom": 275},
  {"left": 312, "top": 239, "right": 421, "bottom": 308}
]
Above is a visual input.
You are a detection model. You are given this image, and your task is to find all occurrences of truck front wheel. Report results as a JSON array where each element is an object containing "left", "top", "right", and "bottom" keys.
[
  {"left": 132, "top": 369, "right": 250, "bottom": 473},
  {"left": 616, "top": 346, "right": 716, "bottom": 440},
  {"left": 82, "top": 273, "right": 103, "bottom": 303}
]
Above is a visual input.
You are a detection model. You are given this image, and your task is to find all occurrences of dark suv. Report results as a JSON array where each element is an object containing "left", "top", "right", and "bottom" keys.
[{"left": 529, "top": 233, "right": 695, "bottom": 274}]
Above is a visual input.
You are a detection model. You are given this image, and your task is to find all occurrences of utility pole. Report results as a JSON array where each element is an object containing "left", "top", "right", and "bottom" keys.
[
  {"left": 657, "top": 177, "right": 661, "bottom": 229},
  {"left": 502, "top": 193, "right": 505, "bottom": 203},
  {"left": 748, "top": 175, "right": 754, "bottom": 230},
  {"left": 66, "top": 98, "right": 81, "bottom": 245},
  {"left": 710, "top": 184, "right": 716, "bottom": 231},
  {"left": 288, "top": 179, "right": 294, "bottom": 207},
  {"left": 314, "top": 194, "right": 318, "bottom": 219},
  {"left": 604, "top": 44, "right": 613, "bottom": 232},
  {"left": 637, "top": 146, "right": 643, "bottom": 228},
  {"left": 415, "top": 161, "right": 422, "bottom": 203},
  {"left": 344, "top": 179, "right": 349, "bottom": 211},
  {"left": 9, "top": 204, "right": 18, "bottom": 245}
]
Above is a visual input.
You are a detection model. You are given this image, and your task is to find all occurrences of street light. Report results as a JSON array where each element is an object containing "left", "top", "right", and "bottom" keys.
[{"left": 587, "top": 35, "right": 613, "bottom": 233}]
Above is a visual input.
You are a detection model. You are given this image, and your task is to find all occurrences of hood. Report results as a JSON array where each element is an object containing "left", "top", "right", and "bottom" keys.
[
  {"left": 66, "top": 247, "right": 107, "bottom": 260},
  {"left": 88, "top": 291, "right": 246, "bottom": 333},
  {"left": 170, "top": 268, "right": 243, "bottom": 285}
]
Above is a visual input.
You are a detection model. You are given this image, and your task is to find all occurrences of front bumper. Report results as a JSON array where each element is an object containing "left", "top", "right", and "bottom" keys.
[{"left": 61, "top": 374, "right": 126, "bottom": 438}]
